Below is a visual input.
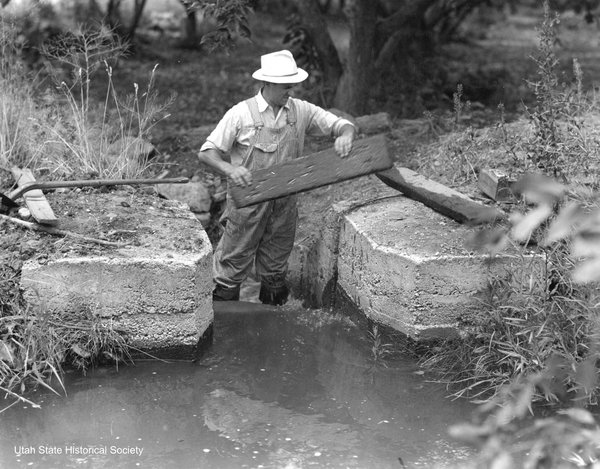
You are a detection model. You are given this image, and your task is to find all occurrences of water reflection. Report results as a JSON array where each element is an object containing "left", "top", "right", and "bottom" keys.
[{"left": 0, "top": 308, "right": 473, "bottom": 468}]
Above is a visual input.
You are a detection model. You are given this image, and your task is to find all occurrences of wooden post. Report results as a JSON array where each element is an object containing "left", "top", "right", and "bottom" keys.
[{"left": 376, "top": 167, "right": 505, "bottom": 224}]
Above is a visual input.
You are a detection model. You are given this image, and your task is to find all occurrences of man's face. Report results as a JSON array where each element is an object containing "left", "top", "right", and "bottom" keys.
[{"left": 265, "top": 83, "right": 296, "bottom": 107}]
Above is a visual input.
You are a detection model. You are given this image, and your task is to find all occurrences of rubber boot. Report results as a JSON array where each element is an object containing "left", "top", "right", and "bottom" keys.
[
  {"left": 259, "top": 283, "right": 289, "bottom": 306},
  {"left": 212, "top": 284, "right": 240, "bottom": 302}
]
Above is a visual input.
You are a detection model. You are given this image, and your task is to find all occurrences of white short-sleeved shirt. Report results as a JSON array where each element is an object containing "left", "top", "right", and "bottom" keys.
[{"left": 200, "top": 90, "right": 354, "bottom": 167}]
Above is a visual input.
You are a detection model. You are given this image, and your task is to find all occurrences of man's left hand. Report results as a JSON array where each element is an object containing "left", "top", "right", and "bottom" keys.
[{"left": 335, "top": 133, "right": 354, "bottom": 158}]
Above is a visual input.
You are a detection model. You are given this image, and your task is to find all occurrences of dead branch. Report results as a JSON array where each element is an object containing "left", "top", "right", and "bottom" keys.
[{"left": 0, "top": 214, "right": 129, "bottom": 247}]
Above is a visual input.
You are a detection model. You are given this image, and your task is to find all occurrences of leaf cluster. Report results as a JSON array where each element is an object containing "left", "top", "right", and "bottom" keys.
[{"left": 186, "top": 0, "right": 253, "bottom": 52}]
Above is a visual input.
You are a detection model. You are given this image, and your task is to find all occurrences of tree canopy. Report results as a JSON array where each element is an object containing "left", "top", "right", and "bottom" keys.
[{"left": 2, "top": 0, "right": 598, "bottom": 115}]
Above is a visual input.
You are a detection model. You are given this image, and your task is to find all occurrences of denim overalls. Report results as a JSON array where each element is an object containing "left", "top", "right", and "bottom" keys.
[{"left": 213, "top": 97, "right": 300, "bottom": 304}]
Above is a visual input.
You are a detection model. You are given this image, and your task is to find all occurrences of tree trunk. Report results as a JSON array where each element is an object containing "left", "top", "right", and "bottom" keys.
[
  {"left": 374, "top": 0, "right": 435, "bottom": 71},
  {"left": 126, "top": 0, "right": 148, "bottom": 41},
  {"left": 185, "top": 10, "right": 198, "bottom": 41},
  {"left": 333, "top": 0, "right": 377, "bottom": 114},
  {"left": 294, "top": 0, "right": 343, "bottom": 106},
  {"left": 106, "top": 0, "right": 124, "bottom": 34}
]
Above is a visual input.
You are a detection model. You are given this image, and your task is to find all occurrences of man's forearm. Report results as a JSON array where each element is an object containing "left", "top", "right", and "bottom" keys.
[
  {"left": 198, "top": 148, "right": 235, "bottom": 177},
  {"left": 338, "top": 123, "right": 356, "bottom": 139},
  {"left": 198, "top": 147, "right": 253, "bottom": 187}
]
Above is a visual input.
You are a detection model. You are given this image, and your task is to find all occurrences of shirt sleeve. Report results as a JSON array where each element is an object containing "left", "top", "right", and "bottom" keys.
[
  {"left": 295, "top": 99, "right": 356, "bottom": 137},
  {"left": 199, "top": 104, "right": 243, "bottom": 153}
]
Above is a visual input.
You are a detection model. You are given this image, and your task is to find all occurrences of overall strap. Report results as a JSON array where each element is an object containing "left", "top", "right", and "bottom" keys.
[
  {"left": 245, "top": 97, "right": 264, "bottom": 131},
  {"left": 286, "top": 99, "right": 297, "bottom": 126},
  {"left": 242, "top": 97, "right": 263, "bottom": 166}
]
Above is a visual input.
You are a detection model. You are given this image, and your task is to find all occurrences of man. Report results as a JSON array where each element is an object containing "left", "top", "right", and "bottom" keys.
[{"left": 198, "top": 49, "right": 355, "bottom": 305}]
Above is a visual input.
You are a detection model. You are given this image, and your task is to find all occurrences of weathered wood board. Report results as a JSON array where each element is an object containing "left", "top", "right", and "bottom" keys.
[
  {"left": 11, "top": 167, "right": 59, "bottom": 225},
  {"left": 376, "top": 167, "right": 505, "bottom": 225},
  {"left": 230, "top": 134, "right": 392, "bottom": 208}
]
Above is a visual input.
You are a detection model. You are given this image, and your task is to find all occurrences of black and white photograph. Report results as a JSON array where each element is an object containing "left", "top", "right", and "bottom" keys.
[{"left": 1, "top": 0, "right": 600, "bottom": 468}]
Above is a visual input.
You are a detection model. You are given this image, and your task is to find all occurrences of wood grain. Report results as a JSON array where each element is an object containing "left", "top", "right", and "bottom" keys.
[
  {"left": 376, "top": 167, "right": 505, "bottom": 224},
  {"left": 231, "top": 134, "right": 392, "bottom": 208}
]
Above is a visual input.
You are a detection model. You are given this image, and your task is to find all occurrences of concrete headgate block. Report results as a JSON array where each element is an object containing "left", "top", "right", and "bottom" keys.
[
  {"left": 289, "top": 199, "right": 355, "bottom": 308},
  {"left": 20, "top": 192, "right": 213, "bottom": 356},
  {"left": 336, "top": 196, "right": 543, "bottom": 339}
]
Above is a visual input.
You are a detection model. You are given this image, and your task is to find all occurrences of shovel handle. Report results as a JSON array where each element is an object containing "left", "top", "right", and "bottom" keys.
[{"left": 10, "top": 177, "right": 189, "bottom": 200}]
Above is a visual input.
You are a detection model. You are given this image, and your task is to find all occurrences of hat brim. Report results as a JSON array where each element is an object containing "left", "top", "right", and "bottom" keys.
[{"left": 252, "top": 68, "right": 308, "bottom": 84}]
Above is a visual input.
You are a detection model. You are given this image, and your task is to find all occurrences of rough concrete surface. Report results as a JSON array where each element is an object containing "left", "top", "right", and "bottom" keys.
[
  {"left": 289, "top": 200, "right": 350, "bottom": 307},
  {"left": 20, "top": 191, "right": 213, "bottom": 355},
  {"left": 336, "top": 196, "right": 542, "bottom": 339},
  {"left": 291, "top": 193, "right": 542, "bottom": 340}
]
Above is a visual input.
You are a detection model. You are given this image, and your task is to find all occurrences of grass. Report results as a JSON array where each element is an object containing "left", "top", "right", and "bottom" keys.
[
  {"left": 0, "top": 244, "right": 132, "bottom": 413},
  {"left": 417, "top": 1, "right": 600, "bottom": 404},
  {"left": 415, "top": 4, "right": 600, "bottom": 465},
  {"left": 1, "top": 14, "right": 175, "bottom": 180},
  {"left": 0, "top": 19, "right": 158, "bottom": 410},
  {"left": 0, "top": 21, "right": 42, "bottom": 170},
  {"left": 38, "top": 24, "right": 175, "bottom": 179}
]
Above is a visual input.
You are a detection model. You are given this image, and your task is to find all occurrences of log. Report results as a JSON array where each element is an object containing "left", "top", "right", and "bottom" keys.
[
  {"left": 0, "top": 214, "right": 129, "bottom": 247},
  {"left": 230, "top": 134, "right": 392, "bottom": 208},
  {"left": 375, "top": 167, "right": 505, "bottom": 225},
  {"left": 328, "top": 109, "right": 392, "bottom": 135},
  {"left": 356, "top": 112, "right": 392, "bottom": 135}
]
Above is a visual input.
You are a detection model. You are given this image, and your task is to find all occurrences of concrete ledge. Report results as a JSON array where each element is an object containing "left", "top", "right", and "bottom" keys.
[
  {"left": 20, "top": 191, "right": 213, "bottom": 355},
  {"left": 292, "top": 194, "right": 543, "bottom": 340},
  {"left": 289, "top": 199, "right": 354, "bottom": 308},
  {"left": 338, "top": 196, "right": 542, "bottom": 339}
]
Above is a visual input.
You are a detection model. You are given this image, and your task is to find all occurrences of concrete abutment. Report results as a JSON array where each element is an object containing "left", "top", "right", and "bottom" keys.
[
  {"left": 17, "top": 187, "right": 541, "bottom": 350},
  {"left": 19, "top": 194, "right": 214, "bottom": 357},
  {"left": 290, "top": 195, "right": 542, "bottom": 340}
]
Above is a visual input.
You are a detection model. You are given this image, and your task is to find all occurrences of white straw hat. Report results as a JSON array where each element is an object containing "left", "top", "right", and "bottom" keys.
[{"left": 252, "top": 50, "right": 308, "bottom": 84}]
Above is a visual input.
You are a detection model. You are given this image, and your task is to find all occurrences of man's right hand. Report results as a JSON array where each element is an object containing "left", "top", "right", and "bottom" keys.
[{"left": 227, "top": 165, "right": 252, "bottom": 187}]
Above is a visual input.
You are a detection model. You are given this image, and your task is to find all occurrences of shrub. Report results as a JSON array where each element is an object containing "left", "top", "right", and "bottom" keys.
[
  {"left": 417, "top": 2, "right": 600, "bottom": 465},
  {"left": 524, "top": 2, "right": 600, "bottom": 183}
]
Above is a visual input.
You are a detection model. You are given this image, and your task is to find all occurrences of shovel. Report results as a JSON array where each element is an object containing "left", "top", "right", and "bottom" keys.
[{"left": 0, "top": 176, "right": 189, "bottom": 211}]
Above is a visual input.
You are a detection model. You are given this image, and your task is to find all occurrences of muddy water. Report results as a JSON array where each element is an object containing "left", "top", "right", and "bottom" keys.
[{"left": 0, "top": 307, "right": 474, "bottom": 469}]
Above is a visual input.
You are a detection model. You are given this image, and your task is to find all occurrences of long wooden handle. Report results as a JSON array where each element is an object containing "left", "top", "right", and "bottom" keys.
[{"left": 10, "top": 177, "right": 189, "bottom": 200}]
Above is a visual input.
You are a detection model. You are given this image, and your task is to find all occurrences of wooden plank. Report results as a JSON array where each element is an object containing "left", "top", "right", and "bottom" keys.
[
  {"left": 11, "top": 167, "right": 59, "bottom": 225},
  {"left": 478, "top": 168, "right": 515, "bottom": 202},
  {"left": 230, "top": 134, "right": 392, "bottom": 208},
  {"left": 375, "top": 167, "right": 505, "bottom": 225}
]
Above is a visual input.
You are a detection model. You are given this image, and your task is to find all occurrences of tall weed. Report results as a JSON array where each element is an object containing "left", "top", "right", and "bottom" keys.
[
  {"left": 433, "top": 173, "right": 600, "bottom": 469},
  {"left": 524, "top": 2, "right": 600, "bottom": 182},
  {"left": 0, "top": 20, "right": 42, "bottom": 170},
  {"left": 418, "top": 4, "right": 600, "bottom": 465},
  {"left": 0, "top": 291, "right": 132, "bottom": 413},
  {"left": 0, "top": 227, "right": 131, "bottom": 412},
  {"left": 39, "top": 25, "right": 174, "bottom": 179},
  {"left": 420, "top": 238, "right": 599, "bottom": 405}
]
